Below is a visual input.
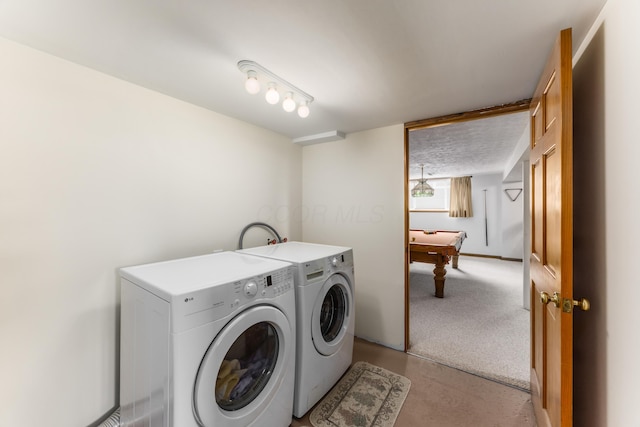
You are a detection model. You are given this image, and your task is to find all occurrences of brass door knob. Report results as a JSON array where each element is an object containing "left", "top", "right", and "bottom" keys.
[
  {"left": 572, "top": 298, "right": 591, "bottom": 312},
  {"left": 540, "top": 291, "right": 561, "bottom": 307},
  {"left": 541, "top": 292, "right": 591, "bottom": 313}
]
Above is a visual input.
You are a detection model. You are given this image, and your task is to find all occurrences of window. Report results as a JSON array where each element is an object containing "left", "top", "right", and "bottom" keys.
[{"left": 409, "top": 178, "right": 450, "bottom": 211}]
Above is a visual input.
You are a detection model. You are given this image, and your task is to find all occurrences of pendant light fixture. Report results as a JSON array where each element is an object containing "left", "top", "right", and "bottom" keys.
[
  {"left": 411, "top": 164, "right": 435, "bottom": 197},
  {"left": 238, "top": 60, "right": 314, "bottom": 118}
]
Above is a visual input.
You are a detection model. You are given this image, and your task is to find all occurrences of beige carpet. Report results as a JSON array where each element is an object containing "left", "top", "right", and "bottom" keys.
[
  {"left": 309, "top": 361, "right": 411, "bottom": 427},
  {"left": 409, "top": 255, "right": 530, "bottom": 390}
]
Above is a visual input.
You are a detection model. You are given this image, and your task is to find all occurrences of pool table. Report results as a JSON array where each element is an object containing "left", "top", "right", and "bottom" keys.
[{"left": 409, "top": 229, "right": 467, "bottom": 298}]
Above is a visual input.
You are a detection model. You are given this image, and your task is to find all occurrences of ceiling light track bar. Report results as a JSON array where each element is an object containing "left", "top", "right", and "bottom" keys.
[{"left": 238, "top": 60, "right": 314, "bottom": 104}]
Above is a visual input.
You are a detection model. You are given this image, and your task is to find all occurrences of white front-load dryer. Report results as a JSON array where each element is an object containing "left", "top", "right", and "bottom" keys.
[
  {"left": 119, "top": 251, "right": 295, "bottom": 427},
  {"left": 238, "top": 242, "right": 355, "bottom": 418}
]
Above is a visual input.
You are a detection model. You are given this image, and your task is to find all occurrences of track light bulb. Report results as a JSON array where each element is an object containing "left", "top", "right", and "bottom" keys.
[
  {"left": 265, "top": 83, "right": 280, "bottom": 105},
  {"left": 282, "top": 92, "right": 296, "bottom": 112},
  {"left": 297, "top": 101, "right": 310, "bottom": 118},
  {"left": 244, "top": 70, "right": 260, "bottom": 94}
]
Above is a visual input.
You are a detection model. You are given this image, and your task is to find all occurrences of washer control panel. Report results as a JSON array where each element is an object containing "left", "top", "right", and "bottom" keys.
[
  {"left": 170, "top": 266, "right": 293, "bottom": 332},
  {"left": 232, "top": 267, "right": 293, "bottom": 305}
]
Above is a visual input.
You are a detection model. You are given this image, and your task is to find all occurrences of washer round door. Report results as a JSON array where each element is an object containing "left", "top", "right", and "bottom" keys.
[
  {"left": 311, "top": 273, "right": 353, "bottom": 356},
  {"left": 193, "top": 305, "right": 293, "bottom": 426}
]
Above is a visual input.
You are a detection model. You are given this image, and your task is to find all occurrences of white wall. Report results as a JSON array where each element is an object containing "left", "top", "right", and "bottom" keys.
[
  {"left": 0, "top": 38, "right": 302, "bottom": 427},
  {"left": 410, "top": 173, "right": 522, "bottom": 257},
  {"left": 572, "top": 0, "right": 640, "bottom": 425},
  {"left": 301, "top": 126, "right": 405, "bottom": 350}
]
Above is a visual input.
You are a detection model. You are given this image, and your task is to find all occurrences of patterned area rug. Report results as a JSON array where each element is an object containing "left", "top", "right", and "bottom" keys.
[{"left": 309, "top": 361, "right": 411, "bottom": 427}]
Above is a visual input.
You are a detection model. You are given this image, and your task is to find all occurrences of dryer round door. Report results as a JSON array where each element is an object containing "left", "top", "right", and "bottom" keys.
[
  {"left": 193, "top": 305, "right": 293, "bottom": 426},
  {"left": 311, "top": 273, "right": 353, "bottom": 356}
]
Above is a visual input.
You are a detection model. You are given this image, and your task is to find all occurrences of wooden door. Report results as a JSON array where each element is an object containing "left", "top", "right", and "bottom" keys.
[{"left": 530, "top": 28, "right": 583, "bottom": 426}]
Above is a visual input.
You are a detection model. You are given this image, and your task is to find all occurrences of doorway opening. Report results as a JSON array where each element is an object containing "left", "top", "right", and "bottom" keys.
[{"left": 403, "top": 101, "right": 532, "bottom": 390}]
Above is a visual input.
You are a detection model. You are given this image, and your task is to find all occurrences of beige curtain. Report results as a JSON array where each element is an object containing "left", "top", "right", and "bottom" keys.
[{"left": 449, "top": 176, "right": 473, "bottom": 217}]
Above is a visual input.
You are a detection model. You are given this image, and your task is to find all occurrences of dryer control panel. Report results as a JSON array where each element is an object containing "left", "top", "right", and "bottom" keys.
[
  {"left": 301, "top": 250, "right": 354, "bottom": 284},
  {"left": 328, "top": 251, "right": 352, "bottom": 269}
]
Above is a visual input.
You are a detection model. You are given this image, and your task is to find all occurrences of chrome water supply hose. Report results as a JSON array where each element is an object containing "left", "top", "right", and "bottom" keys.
[{"left": 237, "top": 222, "right": 284, "bottom": 249}]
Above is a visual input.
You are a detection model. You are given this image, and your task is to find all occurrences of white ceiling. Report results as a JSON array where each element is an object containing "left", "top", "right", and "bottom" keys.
[{"left": 0, "top": 0, "right": 606, "bottom": 177}]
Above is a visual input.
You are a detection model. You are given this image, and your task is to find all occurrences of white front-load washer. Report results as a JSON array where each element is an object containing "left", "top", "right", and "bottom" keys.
[
  {"left": 238, "top": 242, "right": 355, "bottom": 417},
  {"left": 119, "top": 251, "right": 295, "bottom": 427}
]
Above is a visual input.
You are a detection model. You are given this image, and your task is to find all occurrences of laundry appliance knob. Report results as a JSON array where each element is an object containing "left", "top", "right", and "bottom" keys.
[{"left": 244, "top": 281, "right": 258, "bottom": 297}]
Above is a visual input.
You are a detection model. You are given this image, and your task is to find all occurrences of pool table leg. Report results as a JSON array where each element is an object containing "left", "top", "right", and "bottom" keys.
[
  {"left": 433, "top": 254, "right": 447, "bottom": 298},
  {"left": 452, "top": 254, "right": 459, "bottom": 269}
]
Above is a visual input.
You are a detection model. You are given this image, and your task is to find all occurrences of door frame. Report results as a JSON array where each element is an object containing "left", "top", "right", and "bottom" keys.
[{"left": 403, "top": 100, "right": 531, "bottom": 351}]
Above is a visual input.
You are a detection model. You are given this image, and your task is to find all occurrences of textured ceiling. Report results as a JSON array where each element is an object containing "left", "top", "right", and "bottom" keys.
[
  {"left": 408, "top": 111, "right": 530, "bottom": 181},
  {"left": 0, "top": 0, "right": 607, "bottom": 141}
]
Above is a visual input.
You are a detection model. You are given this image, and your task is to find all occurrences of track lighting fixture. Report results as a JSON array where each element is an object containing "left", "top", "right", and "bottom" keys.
[{"left": 238, "top": 60, "right": 314, "bottom": 118}]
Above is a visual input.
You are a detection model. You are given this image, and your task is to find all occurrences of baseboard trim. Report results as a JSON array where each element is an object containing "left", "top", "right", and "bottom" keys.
[{"left": 460, "top": 253, "right": 523, "bottom": 262}]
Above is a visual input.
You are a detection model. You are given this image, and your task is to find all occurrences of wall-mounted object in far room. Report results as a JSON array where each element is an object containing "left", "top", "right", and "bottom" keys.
[
  {"left": 483, "top": 189, "right": 488, "bottom": 246},
  {"left": 504, "top": 188, "right": 523, "bottom": 202}
]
